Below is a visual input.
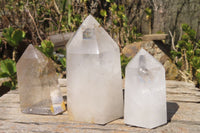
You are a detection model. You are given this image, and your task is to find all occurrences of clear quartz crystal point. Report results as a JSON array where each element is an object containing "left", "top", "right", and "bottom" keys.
[
  {"left": 66, "top": 15, "right": 123, "bottom": 124},
  {"left": 124, "top": 48, "right": 167, "bottom": 128},
  {"left": 17, "top": 44, "right": 66, "bottom": 115}
]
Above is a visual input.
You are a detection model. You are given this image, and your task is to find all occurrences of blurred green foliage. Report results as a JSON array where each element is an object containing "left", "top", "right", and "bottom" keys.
[
  {"left": 0, "top": 0, "right": 142, "bottom": 90},
  {"left": 121, "top": 55, "right": 132, "bottom": 78},
  {"left": 171, "top": 24, "right": 200, "bottom": 86},
  {"left": 2, "top": 27, "right": 25, "bottom": 48},
  {"left": 38, "top": 40, "right": 54, "bottom": 58},
  {"left": 0, "top": 0, "right": 140, "bottom": 46},
  {"left": 0, "top": 59, "right": 17, "bottom": 90}
]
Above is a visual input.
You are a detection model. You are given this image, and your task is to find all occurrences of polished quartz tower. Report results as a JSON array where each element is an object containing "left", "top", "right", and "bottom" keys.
[
  {"left": 17, "top": 44, "right": 66, "bottom": 115},
  {"left": 66, "top": 15, "right": 123, "bottom": 124},
  {"left": 124, "top": 48, "right": 167, "bottom": 128}
]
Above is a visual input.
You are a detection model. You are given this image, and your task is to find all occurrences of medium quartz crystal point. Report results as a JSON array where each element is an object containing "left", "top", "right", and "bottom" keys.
[
  {"left": 66, "top": 15, "right": 123, "bottom": 124},
  {"left": 17, "top": 44, "right": 66, "bottom": 115},
  {"left": 124, "top": 48, "right": 167, "bottom": 128}
]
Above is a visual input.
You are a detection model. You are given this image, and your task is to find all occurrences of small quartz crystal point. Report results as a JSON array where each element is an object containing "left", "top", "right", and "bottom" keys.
[
  {"left": 124, "top": 48, "right": 167, "bottom": 128},
  {"left": 66, "top": 15, "right": 123, "bottom": 124},
  {"left": 17, "top": 44, "right": 66, "bottom": 115}
]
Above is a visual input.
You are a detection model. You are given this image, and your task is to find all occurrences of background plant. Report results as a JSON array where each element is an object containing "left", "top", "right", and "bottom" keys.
[
  {"left": 0, "top": 59, "right": 17, "bottom": 90},
  {"left": 121, "top": 55, "right": 132, "bottom": 78},
  {"left": 171, "top": 24, "right": 200, "bottom": 87},
  {"left": 1, "top": 27, "right": 25, "bottom": 61},
  {"left": 0, "top": 0, "right": 141, "bottom": 75},
  {"left": 0, "top": 0, "right": 141, "bottom": 47}
]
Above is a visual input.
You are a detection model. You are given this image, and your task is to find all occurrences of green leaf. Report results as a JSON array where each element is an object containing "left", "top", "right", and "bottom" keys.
[
  {"left": 11, "top": 29, "right": 25, "bottom": 47},
  {"left": 0, "top": 72, "right": 10, "bottom": 78},
  {"left": 186, "top": 50, "right": 194, "bottom": 59},
  {"left": 176, "top": 61, "right": 182, "bottom": 69},
  {"left": 195, "top": 49, "right": 200, "bottom": 55},
  {"left": 182, "top": 34, "right": 190, "bottom": 41},
  {"left": 3, "top": 27, "right": 14, "bottom": 38},
  {"left": 195, "top": 69, "right": 200, "bottom": 83},
  {"left": 41, "top": 40, "right": 47, "bottom": 49},
  {"left": 186, "top": 42, "right": 193, "bottom": 50},
  {"left": 188, "top": 30, "right": 196, "bottom": 40},
  {"left": 110, "top": 3, "right": 117, "bottom": 13},
  {"left": 0, "top": 59, "right": 17, "bottom": 90},
  {"left": 2, "top": 27, "right": 13, "bottom": 45},
  {"left": 192, "top": 56, "right": 200, "bottom": 69},
  {"left": 106, "top": 0, "right": 110, "bottom": 2},
  {"left": 0, "top": 59, "right": 16, "bottom": 76},
  {"left": 119, "top": 5, "right": 125, "bottom": 12},
  {"left": 40, "top": 40, "right": 54, "bottom": 58},
  {"left": 0, "top": 61, "right": 10, "bottom": 74},
  {"left": 120, "top": 54, "right": 132, "bottom": 78},
  {"left": 182, "top": 24, "right": 190, "bottom": 32},
  {"left": 2, "top": 27, "right": 25, "bottom": 48},
  {"left": 178, "top": 40, "right": 186, "bottom": 48},
  {"left": 2, "top": 81, "right": 16, "bottom": 90},
  {"left": 100, "top": 9, "right": 107, "bottom": 17},
  {"left": 60, "top": 58, "right": 66, "bottom": 68},
  {"left": 113, "top": 19, "right": 118, "bottom": 25},
  {"left": 62, "top": 0, "right": 67, "bottom": 13},
  {"left": 196, "top": 69, "right": 200, "bottom": 73},
  {"left": 56, "top": 48, "right": 66, "bottom": 56},
  {"left": 145, "top": 7, "right": 152, "bottom": 16}
]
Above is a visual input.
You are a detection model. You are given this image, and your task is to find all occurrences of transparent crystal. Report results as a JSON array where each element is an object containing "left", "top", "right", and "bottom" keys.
[
  {"left": 66, "top": 15, "right": 123, "bottom": 124},
  {"left": 124, "top": 48, "right": 167, "bottom": 128},
  {"left": 17, "top": 44, "right": 66, "bottom": 115}
]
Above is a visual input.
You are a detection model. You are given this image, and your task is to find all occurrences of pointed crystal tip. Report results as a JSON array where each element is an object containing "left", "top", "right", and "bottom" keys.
[
  {"left": 82, "top": 14, "right": 100, "bottom": 27},
  {"left": 127, "top": 48, "right": 164, "bottom": 69}
]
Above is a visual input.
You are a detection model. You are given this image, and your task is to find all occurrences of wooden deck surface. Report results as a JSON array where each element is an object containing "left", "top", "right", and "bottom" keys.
[{"left": 0, "top": 80, "right": 200, "bottom": 133}]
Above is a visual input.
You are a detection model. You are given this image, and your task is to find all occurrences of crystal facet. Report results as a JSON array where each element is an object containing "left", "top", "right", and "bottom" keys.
[
  {"left": 17, "top": 44, "right": 66, "bottom": 115},
  {"left": 66, "top": 15, "right": 123, "bottom": 124},
  {"left": 124, "top": 48, "right": 167, "bottom": 128}
]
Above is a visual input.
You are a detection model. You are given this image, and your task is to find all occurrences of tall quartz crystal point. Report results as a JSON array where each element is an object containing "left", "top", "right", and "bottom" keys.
[
  {"left": 17, "top": 44, "right": 66, "bottom": 115},
  {"left": 66, "top": 15, "right": 123, "bottom": 124},
  {"left": 124, "top": 48, "right": 167, "bottom": 128}
]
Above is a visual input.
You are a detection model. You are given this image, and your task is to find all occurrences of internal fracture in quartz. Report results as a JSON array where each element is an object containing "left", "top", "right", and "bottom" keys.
[
  {"left": 66, "top": 15, "right": 123, "bottom": 124},
  {"left": 124, "top": 48, "right": 167, "bottom": 128},
  {"left": 17, "top": 44, "right": 66, "bottom": 115}
]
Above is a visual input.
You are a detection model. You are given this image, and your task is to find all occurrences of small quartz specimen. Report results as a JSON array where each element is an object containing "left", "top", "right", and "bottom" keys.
[
  {"left": 124, "top": 48, "right": 167, "bottom": 128},
  {"left": 17, "top": 44, "right": 66, "bottom": 115},
  {"left": 66, "top": 15, "right": 123, "bottom": 124}
]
